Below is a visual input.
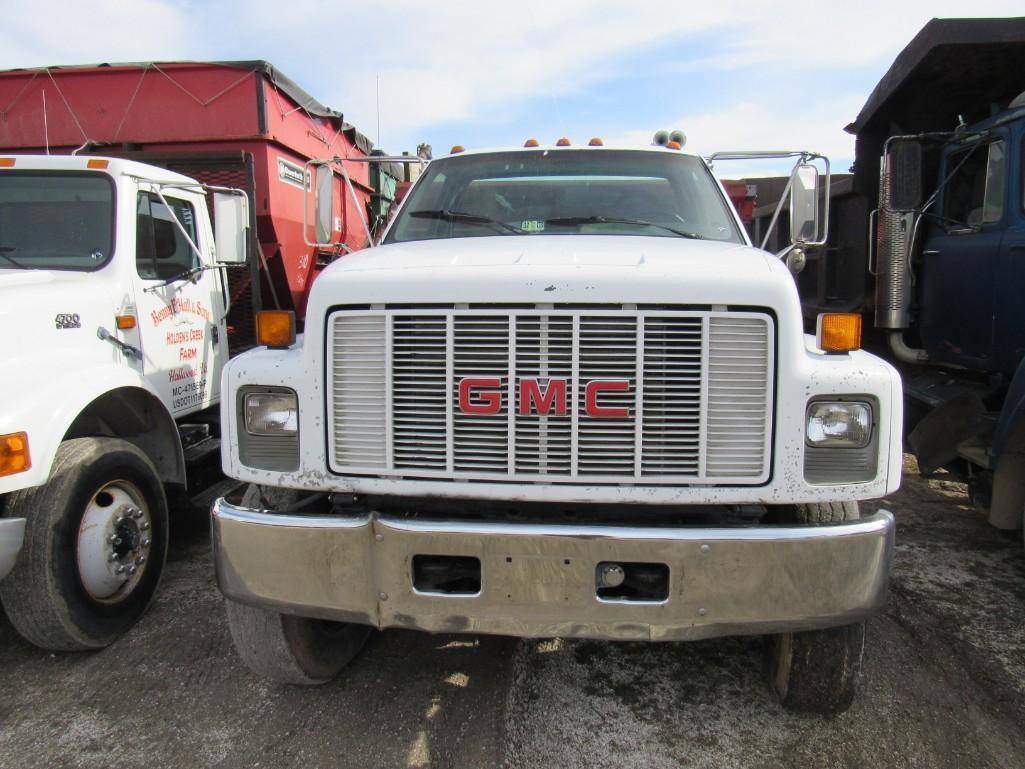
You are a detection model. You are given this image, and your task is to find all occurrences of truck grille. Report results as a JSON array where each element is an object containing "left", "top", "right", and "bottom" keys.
[{"left": 328, "top": 307, "right": 773, "bottom": 484}]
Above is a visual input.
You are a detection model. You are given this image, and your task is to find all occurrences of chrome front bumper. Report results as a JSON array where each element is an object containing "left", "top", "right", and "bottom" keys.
[
  {"left": 0, "top": 517, "right": 25, "bottom": 582},
  {"left": 211, "top": 500, "right": 895, "bottom": 642}
]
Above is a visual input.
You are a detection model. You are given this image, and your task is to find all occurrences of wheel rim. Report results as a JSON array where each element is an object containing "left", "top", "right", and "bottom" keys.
[{"left": 76, "top": 480, "right": 153, "bottom": 602}]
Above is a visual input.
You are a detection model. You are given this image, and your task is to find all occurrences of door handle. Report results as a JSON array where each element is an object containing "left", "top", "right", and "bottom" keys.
[{"left": 922, "top": 249, "right": 941, "bottom": 256}]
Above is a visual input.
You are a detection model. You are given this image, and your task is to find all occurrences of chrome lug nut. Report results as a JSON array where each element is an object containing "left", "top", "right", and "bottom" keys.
[
  {"left": 107, "top": 534, "right": 118, "bottom": 543},
  {"left": 141, "top": 538, "right": 151, "bottom": 548},
  {"left": 132, "top": 508, "right": 144, "bottom": 519},
  {"left": 127, "top": 565, "right": 138, "bottom": 575},
  {"left": 140, "top": 522, "right": 150, "bottom": 531},
  {"left": 108, "top": 553, "right": 118, "bottom": 562},
  {"left": 115, "top": 565, "right": 126, "bottom": 574},
  {"left": 136, "top": 556, "right": 146, "bottom": 566}
]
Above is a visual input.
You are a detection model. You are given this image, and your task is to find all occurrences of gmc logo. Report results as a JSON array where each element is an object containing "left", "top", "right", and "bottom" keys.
[{"left": 458, "top": 377, "right": 629, "bottom": 418}]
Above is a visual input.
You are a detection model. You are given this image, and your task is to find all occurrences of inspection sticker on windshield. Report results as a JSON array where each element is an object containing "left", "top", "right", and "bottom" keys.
[{"left": 521, "top": 220, "right": 545, "bottom": 233}]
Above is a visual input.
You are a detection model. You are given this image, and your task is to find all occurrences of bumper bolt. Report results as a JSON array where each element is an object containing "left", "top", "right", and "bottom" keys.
[
  {"left": 700, "top": 545, "right": 710, "bottom": 555},
  {"left": 379, "top": 592, "right": 388, "bottom": 601},
  {"left": 698, "top": 607, "right": 707, "bottom": 616}
]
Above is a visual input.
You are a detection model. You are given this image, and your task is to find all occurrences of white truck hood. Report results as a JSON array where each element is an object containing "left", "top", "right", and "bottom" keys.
[
  {"left": 305, "top": 235, "right": 797, "bottom": 310},
  {"left": 0, "top": 268, "right": 118, "bottom": 361}
]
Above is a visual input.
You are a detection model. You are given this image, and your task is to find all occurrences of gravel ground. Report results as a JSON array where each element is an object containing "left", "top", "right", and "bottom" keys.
[{"left": 1, "top": 457, "right": 1023, "bottom": 768}]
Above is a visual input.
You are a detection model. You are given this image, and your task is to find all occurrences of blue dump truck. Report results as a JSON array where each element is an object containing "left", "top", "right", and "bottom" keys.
[{"left": 789, "top": 16, "right": 1025, "bottom": 534}]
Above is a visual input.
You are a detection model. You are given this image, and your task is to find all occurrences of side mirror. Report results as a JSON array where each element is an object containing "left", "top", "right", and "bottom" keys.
[
  {"left": 789, "top": 163, "right": 820, "bottom": 245},
  {"left": 213, "top": 192, "right": 249, "bottom": 264},
  {"left": 313, "top": 164, "right": 335, "bottom": 246},
  {"left": 885, "top": 139, "right": 922, "bottom": 211}
]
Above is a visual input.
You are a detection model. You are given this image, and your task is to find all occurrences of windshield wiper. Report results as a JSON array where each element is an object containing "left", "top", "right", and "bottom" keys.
[
  {"left": 0, "top": 246, "right": 28, "bottom": 269},
  {"left": 407, "top": 209, "right": 525, "bottom": 234},
  {"left": 143, "top": 264, "right": 218, "bottom": 293},
  {"left": 545, "top": 216, "right": 704, "bottom": 239}
]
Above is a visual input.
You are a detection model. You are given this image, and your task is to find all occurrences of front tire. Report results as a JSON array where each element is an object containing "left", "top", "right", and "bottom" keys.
[
  {"left": 225, "top": 599, "right": 371, "bottom": 685},
  {"left": 0, "top": 437, "right": 169, "bottom": 650},
  {"left": 764, "top": 501, "right": 867, "bottom": 714}
]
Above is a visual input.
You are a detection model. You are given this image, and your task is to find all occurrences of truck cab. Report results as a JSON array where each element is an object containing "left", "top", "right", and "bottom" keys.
[
  {"left": 212, "top": 142, "right": 901, "bottom": 713},
  {"left": 0, "top": 154, "right": 247, "bottom": 649}
]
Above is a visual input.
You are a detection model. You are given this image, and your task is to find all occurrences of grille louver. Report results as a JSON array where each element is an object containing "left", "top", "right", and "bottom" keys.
[{"left": 329, "top": 307, "right": 773, "bottom": 484}]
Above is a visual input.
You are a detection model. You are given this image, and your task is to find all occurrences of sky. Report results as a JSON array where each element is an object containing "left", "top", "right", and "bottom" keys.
[{"left": 2, "top": 2, "right": 1022, "bottom": 177}]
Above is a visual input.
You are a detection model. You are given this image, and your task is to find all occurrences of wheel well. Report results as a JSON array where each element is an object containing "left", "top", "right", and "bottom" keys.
[
  {"left": 64, "top": 388, "right": 185, "bottom": 487},
  {"left": 989, "top": 415, "right": 1025, "bottom": 530}
]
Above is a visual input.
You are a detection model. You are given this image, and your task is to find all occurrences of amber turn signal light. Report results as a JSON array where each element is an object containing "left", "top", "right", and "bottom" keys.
[
  {"left": 115, "top": 315, "right": 137, "bottom": 330},
  {"left": 0, "top": 432, "right": 31, "bottom": 477},
  {"left": 256, "top": 310, "right": 296, "bottom": 349},
  {"left": 817, "top": 313, "right": 862, "bottom": 353}
]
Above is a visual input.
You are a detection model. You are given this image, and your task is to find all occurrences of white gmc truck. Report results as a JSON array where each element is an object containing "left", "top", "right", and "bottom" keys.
[{"left": 213, "top": 140, "right": 900, "bottom": 713}]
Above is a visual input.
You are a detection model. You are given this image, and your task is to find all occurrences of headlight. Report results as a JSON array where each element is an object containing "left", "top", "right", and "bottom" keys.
[
  {"left": 244, "top": 391, "right": 298, "bottom": 435},
  {"left": 806, "top": 401, "right": 872, "bottom": 448}
]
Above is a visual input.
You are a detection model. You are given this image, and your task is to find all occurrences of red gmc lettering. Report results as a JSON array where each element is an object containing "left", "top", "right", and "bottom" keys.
[
  {"left": 585, "top": 380, "right": 630, "bottom": 418},
  {"left": 458, "top": 377, "right": 502, "bottom": 414},
  {"left": 519, "top": 379, "right": 567, "bottom": 416}
]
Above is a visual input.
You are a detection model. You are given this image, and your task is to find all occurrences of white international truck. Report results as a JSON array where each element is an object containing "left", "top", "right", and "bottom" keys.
[
  {"left": 212, "top": 139, "right": 901, "bottom": 713},
  {"left": 0, "top": 154, "right": 249, "bottom": 649}
]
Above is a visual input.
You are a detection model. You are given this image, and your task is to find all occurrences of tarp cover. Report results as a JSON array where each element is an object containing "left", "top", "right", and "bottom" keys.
[
  {"left": 0, "top": 60, "right": 373, "bottom": 154},
  {"left": 848, "top": 16, "right": 1025, "bottom": 136}
]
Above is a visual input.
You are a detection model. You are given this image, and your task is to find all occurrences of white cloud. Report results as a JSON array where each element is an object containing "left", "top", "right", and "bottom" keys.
[
  {"left": 0, "top": 1, "right": 195, "bottom": 69},
  {"left": 605, "top": 95, "right": 866, "bottom": 176}
]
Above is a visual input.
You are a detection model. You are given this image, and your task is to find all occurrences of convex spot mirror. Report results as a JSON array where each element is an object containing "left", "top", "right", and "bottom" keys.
[
  {"left": 789, "top": 163, "right": 821, "bottom": 245},
  {"left": 885, "top": 139, "right": 923, "bottom": 211},
  {"left": 213, "top": 192, "right": 249, "bottom": 264}
]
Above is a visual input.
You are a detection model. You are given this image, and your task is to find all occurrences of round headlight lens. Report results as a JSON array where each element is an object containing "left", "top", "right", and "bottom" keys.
[{"left": 806, "top": 401, "right": 872, "bottom": 448}]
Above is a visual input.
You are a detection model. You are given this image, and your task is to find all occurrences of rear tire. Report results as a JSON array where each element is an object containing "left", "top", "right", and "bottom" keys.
[
  {"left": 764, "top": 501, "right": 866, "bottom": 714},
  {"left": 225, "top": 599, "right": 371, "bottom": 685},
  {"left": 0, "top": 437, "right": 169, "bottom": 650}
]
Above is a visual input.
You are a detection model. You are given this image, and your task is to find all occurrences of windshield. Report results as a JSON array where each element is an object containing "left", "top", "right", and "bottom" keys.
[
  {"left": 384, "top": 149, "right": 744, "bottom": 245},
  {"left": 0, "top": 172, "right": 115, "bottom": 270}
]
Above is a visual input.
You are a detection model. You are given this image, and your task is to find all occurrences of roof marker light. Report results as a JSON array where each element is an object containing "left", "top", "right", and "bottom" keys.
[
  {"left": 87, "top": 158, "right": 109, "bottom": 169},
  {"left": 0, "top": 158, "right": 15, "bottom": 168},
  {"left": 524, "top": 138, "right": 539, "bottom": 147},
  {"left": 588, "top": 137, "right": 604, "bottom": 146},
  {"left": 450, "top": 145, "right": 465, "bottom": 154},
  {"left": 666, "top": 140, "right": 681, "bottom": 150},
  {"left": 555, "top": 137, "right": 571, "bottom": 147}
]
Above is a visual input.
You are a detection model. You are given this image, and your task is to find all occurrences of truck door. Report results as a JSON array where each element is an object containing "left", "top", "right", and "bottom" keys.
[
  {"left": 993, "top": 129, "right": 1025, "bottom": 377},
  {"left": 919, "top": 135, "right": 1008, "bottom": 370},
  {"left": 132, "top": 187, "right": 228, "bottom": 416}
]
